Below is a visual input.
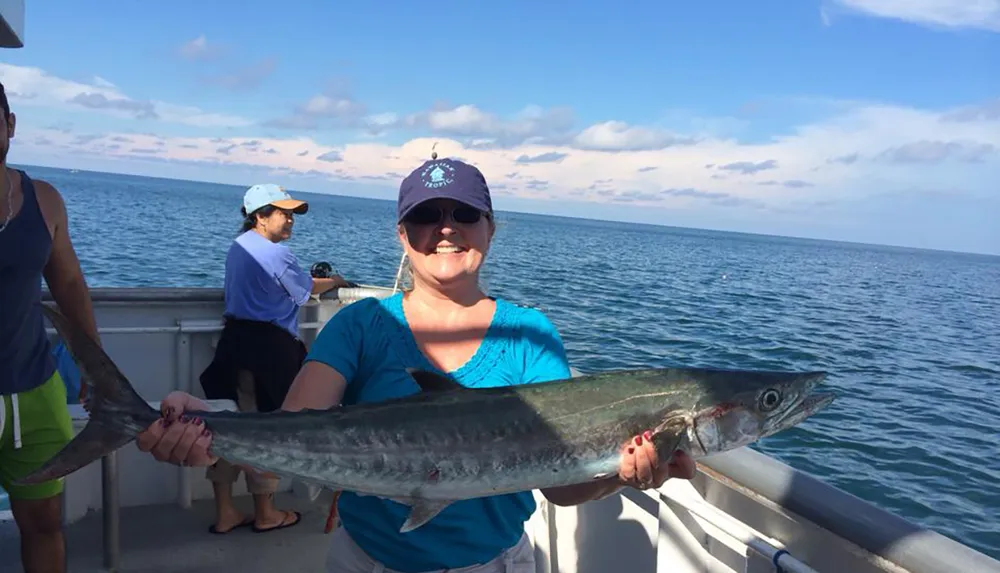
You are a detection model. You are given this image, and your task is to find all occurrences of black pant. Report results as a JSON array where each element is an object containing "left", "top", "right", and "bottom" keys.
[{"left": 199, "top": 318, "right": 307, "bottom": 413}]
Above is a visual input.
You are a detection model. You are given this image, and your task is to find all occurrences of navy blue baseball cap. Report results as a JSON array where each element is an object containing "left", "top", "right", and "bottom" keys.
[{"left": 397, "top": 158, "right": 493, "bottom": 222}]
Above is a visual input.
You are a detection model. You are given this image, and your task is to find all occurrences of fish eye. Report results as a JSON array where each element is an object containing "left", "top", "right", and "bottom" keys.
[{"left": 759, "top": 388, "right": 782, "bottom": 412}]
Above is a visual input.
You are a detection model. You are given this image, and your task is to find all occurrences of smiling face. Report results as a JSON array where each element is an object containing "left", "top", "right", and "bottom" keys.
[
  {"left": 398, "top": 198, "right": 495, "bottom": 291},
  {"left": 255, "top": 206, "right": 296, "bottom": 242}
]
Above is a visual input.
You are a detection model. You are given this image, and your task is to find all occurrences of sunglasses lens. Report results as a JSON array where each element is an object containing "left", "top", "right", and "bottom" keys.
[
  {"left": 404, "top": 205, "right": 484, "bottom": 225},
  {"left": 452, "top": 207, "right": 482, "bottom": 224},
  {"left": 406, "top": 206, "right": 441, "bottom": 225}
]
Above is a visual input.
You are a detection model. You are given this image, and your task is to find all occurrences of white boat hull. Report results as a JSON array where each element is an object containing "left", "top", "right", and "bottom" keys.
[{"left": 1, "top": 287, "right": 995, "bottom": 573}]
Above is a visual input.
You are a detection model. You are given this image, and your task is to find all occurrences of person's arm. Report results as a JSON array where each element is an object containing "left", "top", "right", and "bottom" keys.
[
  {"left": 276, "top": 248, "right": 315, "bottom": 305},
  {"left": 281, "top": 361, "right": 346, "bottom": 411},
  {"left": 282, "top": 261, "right": 352, "bottom": 297},
  {"left": 136, "top": 298, "right": 368, "bottom": 466},
  {"left": 283, "top": 297, "right": 367, "bottom": 410},
  {"left": 310, "top": 277, "right": 341, "bottom": 296},
  {"left": 543, "top": 476, "right": 626, "bottom": 506},
  {"left": 135, "top": 363, "right": 348, "bottom": 468},
  {"left": 37, "top": 179, "right": 101, "bottom": 347}
]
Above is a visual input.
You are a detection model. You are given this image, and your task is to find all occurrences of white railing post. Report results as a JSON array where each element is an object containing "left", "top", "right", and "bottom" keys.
[
  {"left": 176, "top": 325, "right": 193, "bottom": 509},
  {"left": 174, "top": 319, "right": 225, "bottom": 510},
  {"left": 656, "top": 490, "right": 720, "bottom": 573}
]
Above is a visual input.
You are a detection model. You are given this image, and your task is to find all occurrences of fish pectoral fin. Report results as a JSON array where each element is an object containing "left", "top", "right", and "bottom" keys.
[
  {"left": 399, "top": 499, "right": 455, "bottom": 533},
  {"left": 406, "top": 368, "right": 465, "bottom": 393},
  {"left": 650, "top": 416, "right": 689, "bottom": 459}
]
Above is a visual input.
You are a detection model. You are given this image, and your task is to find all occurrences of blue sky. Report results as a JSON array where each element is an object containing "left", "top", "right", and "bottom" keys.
[{"left": 2, "top": 0, "right": 998, "bottom": 254}]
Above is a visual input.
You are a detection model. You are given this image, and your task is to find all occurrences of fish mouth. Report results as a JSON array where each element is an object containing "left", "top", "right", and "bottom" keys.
[
  {"left": 802, "top": 391, "right": 836, "bottom": 413},
  {"left": 770, "top": 390, "right": 835, "bottom": 433}
]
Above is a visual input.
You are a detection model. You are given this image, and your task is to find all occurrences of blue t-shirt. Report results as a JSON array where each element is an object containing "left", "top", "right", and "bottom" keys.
[
  {"left": 305, "top": 292, "right": 571, "bottom": 572},
  {"left": 223, "top": 231, "right": 313, "bottom": 338}
]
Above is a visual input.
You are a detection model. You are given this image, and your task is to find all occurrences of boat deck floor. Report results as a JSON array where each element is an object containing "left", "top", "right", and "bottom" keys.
[{"left": 0, "top": 492, "right": 336, "bottom": 573}]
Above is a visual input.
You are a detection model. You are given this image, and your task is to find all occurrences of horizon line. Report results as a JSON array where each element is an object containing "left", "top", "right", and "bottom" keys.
[{"left": 11, "top": 161, "right": 1000, "bottom": 260}]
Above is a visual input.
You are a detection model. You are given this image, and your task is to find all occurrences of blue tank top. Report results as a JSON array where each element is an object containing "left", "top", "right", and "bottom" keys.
[{"left": 0, "top": 170, "right": 56, "bottom": 396}]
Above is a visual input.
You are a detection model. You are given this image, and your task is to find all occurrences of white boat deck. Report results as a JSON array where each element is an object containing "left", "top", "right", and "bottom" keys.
[
  {"left": 0, "top": 492, "right": 335, "bottom": 573},
  {"left": 0, "top": 287, "right": 997, "bottom": 573}
]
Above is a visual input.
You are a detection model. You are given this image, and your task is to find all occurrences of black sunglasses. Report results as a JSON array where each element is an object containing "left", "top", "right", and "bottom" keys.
[{"left": 404, "top": 204, "right": 486, "bottom": 226}]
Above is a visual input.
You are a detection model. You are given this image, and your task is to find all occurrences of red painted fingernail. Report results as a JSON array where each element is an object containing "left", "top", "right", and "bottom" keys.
[
  {"left": 643, "top": 431, "right": 652, "bottom": 441},
  {"left": 627, "top": 447, "right": 634, "bottom": 454},
  {"left": 634, "top": 436, "right": 642, "bottom": 446},
  {"left": 202, "top": 428, "right": 211, "bottom": 437},
  {"left": 163, "top": 419, "right": 173, "bottom": 428}
]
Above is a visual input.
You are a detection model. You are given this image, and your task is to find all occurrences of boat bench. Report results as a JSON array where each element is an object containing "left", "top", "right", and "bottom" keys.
[{"left": 67, "top": 398, "right": 238, "bottom": 571}]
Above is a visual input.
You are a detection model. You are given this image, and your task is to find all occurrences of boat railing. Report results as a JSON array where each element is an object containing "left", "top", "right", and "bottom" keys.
[
  {"left": 63, "top": 398, "right": 241, "bottom": 571},
  {"left": 3, "top": 286, "right": 997, "bottom": 573}
]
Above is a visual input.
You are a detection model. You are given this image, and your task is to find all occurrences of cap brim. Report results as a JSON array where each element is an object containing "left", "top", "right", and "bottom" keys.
[
  {"left": 398, "top": 192, "right": 488, "bottom": 222},
  {"left": 271, "top": 199, "right": 309, "bottom": 214}
]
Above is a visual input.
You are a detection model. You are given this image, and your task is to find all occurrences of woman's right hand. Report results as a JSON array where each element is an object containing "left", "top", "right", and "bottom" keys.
[{"left": 136, "top": 391, "right": 218, "bottom": 467}]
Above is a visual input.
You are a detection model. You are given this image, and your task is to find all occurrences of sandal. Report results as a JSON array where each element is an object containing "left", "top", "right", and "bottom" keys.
[
  {"left": 252, "top": 510, "right": 302, "bottom": 533},
  {"left": 208, "top": 515, "right": 254, "bottom": 535}
]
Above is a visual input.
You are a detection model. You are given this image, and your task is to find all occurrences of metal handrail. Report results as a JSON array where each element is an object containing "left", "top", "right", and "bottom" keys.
[
  {"left": 660, "top": 487, "right": 819, "bottom": 573},
  {"left": 44, "top": 321, "right": 328, "bottom": 337}
]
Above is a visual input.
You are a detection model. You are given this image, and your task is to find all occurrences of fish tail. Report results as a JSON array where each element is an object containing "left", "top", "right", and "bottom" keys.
[{"left": 13, "top": 303, "right": 159, "bottom": 486}]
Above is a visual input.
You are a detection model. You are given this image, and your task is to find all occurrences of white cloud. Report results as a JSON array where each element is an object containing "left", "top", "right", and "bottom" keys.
[
  {"left": 14, "top": 95, "right": 999, "bottom": 219},
  {"left": 267, "top": 97, "right": 693, "bottom": 151},
  {"left": 177, "top": 35, "right": 222, "bottom": 60},
  {"left": 273, "top": 101, "right": 580, "bottom": 146},
  {"left": 265, "top": 93, "right": 369, "bottom": 130},
  {"left": 572, "top": 121, "right": 693, "bottom": 151},
  {"left": 4, "top": 63, "right": 997, "bottom": 244},
  {"left": 91, "top": 76, "right": 116, "bottom": 89},
  {"left": 400, "top": 104, "right": 575, "bottom": 145},
  {"left": 0, "top": 63, "right": 252, "bottom": 128},
  {"left": 830, "top": 0, "right": 1000, "bottom": 31}
]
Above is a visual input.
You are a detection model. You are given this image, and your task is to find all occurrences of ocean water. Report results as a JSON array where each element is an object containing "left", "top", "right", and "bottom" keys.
[{"left": 2, "top": 165, "right": 998, "bottom": 559}]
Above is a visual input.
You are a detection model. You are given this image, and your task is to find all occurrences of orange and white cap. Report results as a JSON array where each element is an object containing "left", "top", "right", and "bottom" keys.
[{"left": 243, "top": 183, "right": 308, "bottom": 215}]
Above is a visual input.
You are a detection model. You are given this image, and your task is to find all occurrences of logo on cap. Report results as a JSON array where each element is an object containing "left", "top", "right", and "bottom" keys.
[{"left": 419, "top": 161, "right": 456, "bottom": 189}]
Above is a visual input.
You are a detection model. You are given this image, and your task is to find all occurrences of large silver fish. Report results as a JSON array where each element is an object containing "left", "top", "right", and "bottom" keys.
[{"left": 17, "top": 303, "right": 835, "bottom": 532}]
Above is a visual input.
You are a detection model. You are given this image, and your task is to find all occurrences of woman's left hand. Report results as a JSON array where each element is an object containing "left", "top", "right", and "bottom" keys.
[{"left": 617, "top": 431, "right": 697, "bottom": 490}]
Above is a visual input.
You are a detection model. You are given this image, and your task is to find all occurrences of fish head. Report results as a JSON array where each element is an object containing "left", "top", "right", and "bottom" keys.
[{"left": 683, "top": 370, "right": 835, "bottom": 457}]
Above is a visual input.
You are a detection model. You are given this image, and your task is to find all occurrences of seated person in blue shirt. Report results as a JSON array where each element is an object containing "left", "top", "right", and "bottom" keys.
[
  {"left": 134, "top": 159, "right": 696, "bottom": 572},
  {"left": 197, "top": 184, "right": 344, "bottom": 535}
]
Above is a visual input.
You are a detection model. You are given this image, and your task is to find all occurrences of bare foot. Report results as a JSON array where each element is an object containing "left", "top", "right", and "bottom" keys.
[{"left": 209, "top": 509, "right": 254, "bottom": 534}]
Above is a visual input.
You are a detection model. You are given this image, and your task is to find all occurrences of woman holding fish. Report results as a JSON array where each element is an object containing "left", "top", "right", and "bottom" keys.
[{"left": 133, "top": 156, "right": 696, "bottom": 572}]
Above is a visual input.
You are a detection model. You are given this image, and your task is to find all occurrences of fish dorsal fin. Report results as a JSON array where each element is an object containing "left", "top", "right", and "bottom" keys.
[{"left": 406, "top": 368, "right": 465, "bottom": 393}]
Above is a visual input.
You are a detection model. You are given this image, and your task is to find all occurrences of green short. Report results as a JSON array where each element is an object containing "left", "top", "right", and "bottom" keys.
[{"left": 0, "top": 370, "right": 74, "bottom": 501}]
